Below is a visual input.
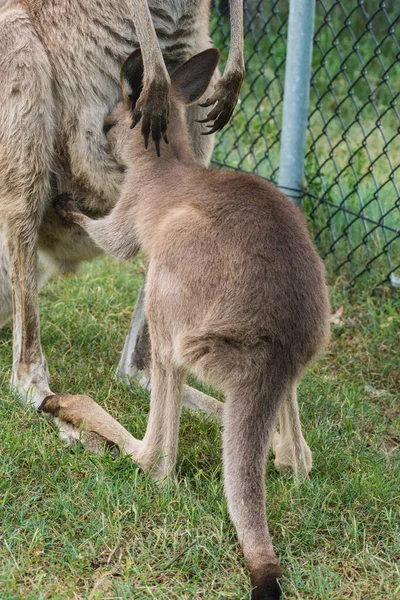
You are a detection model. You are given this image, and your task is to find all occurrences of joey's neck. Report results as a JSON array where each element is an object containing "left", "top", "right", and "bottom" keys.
[
  {"left": 123, "top": 105, "right": 204, "bottom": 251},
  {"left": 130, "top": 105, "right": 199, "bottom": 192}
]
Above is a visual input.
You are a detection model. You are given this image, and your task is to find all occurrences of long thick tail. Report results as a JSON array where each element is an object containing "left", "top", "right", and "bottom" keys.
[{"left": 223, "top": 367, "right": 292, "bottom": 600}]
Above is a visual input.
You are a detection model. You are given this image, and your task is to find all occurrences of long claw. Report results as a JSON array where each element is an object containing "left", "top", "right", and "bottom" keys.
[
  {"left": 205, "top": 105, "right": 223, "bottom": 122},
  {"left": 202, "top": 127, "right": 218, "bottom": 136},
  {"left": 142, "top": 115, "right": 151, "bottom": 149},
  {"left": 130, "top": 110, "right": 142, "bottom": 130},
  {"left": 163, "top": 134, "right": 169, "bottom": 144},
  {"left": 161, "top": 114, "right": 168, "bottom": 136},
  {"left": 213, "top": 110, "right": 233, "bottom": 131},
  {"left": 202, "top": 117, "right": 227, "bottom": 135},
  {"left": 202, "top": 107, "right": 234, "bottom": 135},
  {"left": 198, "top": 97, "right": 216, "bottom": 108},
  {"left": 151, "top": 115, "right": 162, "bottom": 157}
]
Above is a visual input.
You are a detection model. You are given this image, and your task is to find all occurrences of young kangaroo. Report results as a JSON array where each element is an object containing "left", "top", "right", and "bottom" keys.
[{"left": 55, "top": 49, "right": 331, "bottom": 599}]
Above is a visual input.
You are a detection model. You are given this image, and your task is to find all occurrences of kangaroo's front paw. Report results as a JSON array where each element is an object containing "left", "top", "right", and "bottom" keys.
[
  {"left": 53, "top": 193, "right": 82, "bottom": 224},
  {"left": 129, "top": 77, "right": 170, "bottom": 157},
  {"left": 197, "top": 69, "right": 244, "bottom": 134}
]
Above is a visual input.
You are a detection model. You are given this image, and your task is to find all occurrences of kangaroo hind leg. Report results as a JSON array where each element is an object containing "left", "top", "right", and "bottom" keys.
[
  {"left": 116, "top": 284, "right": 224, "bottom": 423},
  {"left": 0, "top": 5, "right": 55, "bottom": 405},
  {"left": 134, "top": 345, "right": 184, "bottom": 482}
]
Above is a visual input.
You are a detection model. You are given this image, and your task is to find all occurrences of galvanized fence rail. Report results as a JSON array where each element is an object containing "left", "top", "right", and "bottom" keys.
[{"left": 212, "top": 0, "right": 399, "bottom": 291}]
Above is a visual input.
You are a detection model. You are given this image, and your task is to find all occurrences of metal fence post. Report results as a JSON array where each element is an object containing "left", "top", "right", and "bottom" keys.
[{"left": 278, "top": 0, "right": 316, "bottom": 207}]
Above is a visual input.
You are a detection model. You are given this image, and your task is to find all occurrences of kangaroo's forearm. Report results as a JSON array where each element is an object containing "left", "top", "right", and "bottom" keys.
[
  {"left": 131, "top": 0, "right": 169, "bottom": 83},
  {"left": 84, "top": 213, "right": 140, "bottom": 262},
  {"left": 54, "top": 194, "right": 140, "bottom": 262},
  {"left": 225, "top": 0, "right": 245, "bottom": 75}
]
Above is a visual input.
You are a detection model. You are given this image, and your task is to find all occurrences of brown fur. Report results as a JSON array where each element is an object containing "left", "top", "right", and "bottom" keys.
[{"left": 55, "top": 49, "right": 331, "bottom": 599}]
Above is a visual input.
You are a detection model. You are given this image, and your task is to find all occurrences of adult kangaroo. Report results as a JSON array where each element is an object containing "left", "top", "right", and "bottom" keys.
[
  {"left": 0, "top": 0, "right": 244, "bottom": 443},
  {"left": 55, "top": 49, "right": 331, "bottom": 599}
]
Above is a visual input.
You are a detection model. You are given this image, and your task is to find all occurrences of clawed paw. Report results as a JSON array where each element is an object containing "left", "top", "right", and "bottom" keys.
[
  {"left": 53, "top": 193, "right": 82, "bottom": 223},
  {"left": 197, "top": 70, "right": 244, "bottom": 134},
  {"left": 129, "top": 78, "right": 170, "bottom": 157}
]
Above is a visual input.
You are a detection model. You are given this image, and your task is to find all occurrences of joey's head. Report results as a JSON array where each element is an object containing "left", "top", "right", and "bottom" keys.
[
  {"left": 104, "top": 48, "right": 220, "bottom": 164},
  {"left": 103, "top": 102, "right": 129, "bottom": 166}
]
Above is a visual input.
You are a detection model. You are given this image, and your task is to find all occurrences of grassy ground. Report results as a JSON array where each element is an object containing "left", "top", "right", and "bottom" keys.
[{"left": 0, "top": 256, "right": 399, "bottom": 599}]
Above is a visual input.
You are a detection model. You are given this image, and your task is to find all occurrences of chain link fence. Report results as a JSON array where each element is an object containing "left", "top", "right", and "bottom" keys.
[{"left": 212, "top": 0, "right": 399, "bottom": 291}]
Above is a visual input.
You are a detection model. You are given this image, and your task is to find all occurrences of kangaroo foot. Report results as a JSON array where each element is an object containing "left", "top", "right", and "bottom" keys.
[
  {"left": 12, "top": 359, "right": 52, "bottom": 409},
  {"left": 272, "top": 431, "right": 312, "bottom": 477},
  {"left": 39, "top": 393, "right": 142, "bottom": 456}
]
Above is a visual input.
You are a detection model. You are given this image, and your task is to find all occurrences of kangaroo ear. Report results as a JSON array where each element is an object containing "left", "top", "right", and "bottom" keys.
[
  {"left": 120, "top": 49, "right": 144, "bottom": 111},
  {"left": 171, "top": 49, "right": 220, "bottom": 105}
]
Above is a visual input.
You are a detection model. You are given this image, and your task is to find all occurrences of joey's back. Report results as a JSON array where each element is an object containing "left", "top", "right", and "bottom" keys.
[{"left": 144, "top": 168, "right": 330, "bottom": 364}]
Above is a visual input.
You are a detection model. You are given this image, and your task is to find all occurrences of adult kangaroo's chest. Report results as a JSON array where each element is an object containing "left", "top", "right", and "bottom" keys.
[
  {"left": 27, "top": 0, "right": 210, "bottom": 166},
  {"left": 28, "top": 0, "right": 210, "bottom": 112},
  {"left": 26, "top": 0, "right": 208, "bottom": 190},
  {"left": 149, "top": 0, "right": 211, "bottom": 62}
]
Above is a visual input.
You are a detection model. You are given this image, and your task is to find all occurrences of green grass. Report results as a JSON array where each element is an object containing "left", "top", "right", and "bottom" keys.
[{"left": 1, "top": 257, "right": 399, "bottom": 599}]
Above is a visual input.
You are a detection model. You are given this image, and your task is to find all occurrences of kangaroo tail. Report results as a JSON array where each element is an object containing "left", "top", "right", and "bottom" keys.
[{"left": 223, "top": 366, "right": 292, "bottom": 600}]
